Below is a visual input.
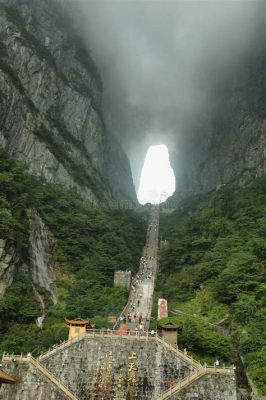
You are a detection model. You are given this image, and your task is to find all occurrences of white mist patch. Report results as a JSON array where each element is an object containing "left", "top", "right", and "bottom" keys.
[{"left": 137, "top": 144, "right": 175, "bottom": 204}]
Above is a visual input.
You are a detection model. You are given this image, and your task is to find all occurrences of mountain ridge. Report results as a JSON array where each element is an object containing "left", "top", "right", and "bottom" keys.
[{"left": 0, "top": 0, "right": 137, "bottom": 204}]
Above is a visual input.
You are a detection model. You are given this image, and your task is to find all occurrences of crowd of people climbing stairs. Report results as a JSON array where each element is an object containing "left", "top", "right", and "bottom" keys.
[{"left": 115, "top": 206, "right": 160, "bottom": 334}]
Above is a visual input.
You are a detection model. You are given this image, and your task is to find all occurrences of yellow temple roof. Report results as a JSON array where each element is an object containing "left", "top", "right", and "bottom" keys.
[
  {"left": 65, "top": 318, "right": 93, "bottom": 327},
  {"left": 0, "top": 369, "right": 18, "bottom": 384}
]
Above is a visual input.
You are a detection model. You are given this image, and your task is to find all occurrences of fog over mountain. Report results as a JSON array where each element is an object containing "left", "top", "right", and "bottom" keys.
[
  {"left": 0, "top": 0, "right": 266, "bottom": 395},
  {"left": 72, "top": 0, "right": 265, "bottom": 187}
]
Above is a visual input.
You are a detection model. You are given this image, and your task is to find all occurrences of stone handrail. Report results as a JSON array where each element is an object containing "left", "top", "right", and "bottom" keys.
[
  {"left": 2, "top": 354, "right": 78, "bottom": 400},
  {"left": 38, "top": 329, "right": 222, "bottom": 371},
  {"left": 155, "top": 334, "right": 202, "bottom": 369},
  {"left": 81, "top": 330, "right": 234, "bottom": 375},
  {"left": 206, "top": 365, "right": 235, "bottom": 375},
  {"left": 155, "top": 365, "right": 235, "bottom": 400},
  {"left": 38, "top": 329, "right": 199, "bottom": 367},
  {"left": 155, "top": 368, "right": 206, "bottom": 400},
  {"left": 39, "top": 329, "right": 151, "bottom": 361},
  {"left": 38, "top": 332, "right": 86, "bottom": 361},
  {"left": 113, "top": 293, "right": 133, "bottom": 330},
  {"left": 37, "top": 329, "right": 234, "bottom": 374},
  {"left": 87, "top": 329, "right": 155, "bottom": 337},
  {"left": 39, "top": 329, "right": 154, "bottom": 361},
  {"left": 4, "top": 331, "right": 234, "bottom": 400}
]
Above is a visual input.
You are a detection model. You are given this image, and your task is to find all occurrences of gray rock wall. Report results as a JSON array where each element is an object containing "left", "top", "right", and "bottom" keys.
[
  {"left": 172, "top": 373, "right": 237, "bottom": 400},
  {"left": 175, "top": 52, "right": 266, "bottom": 199},
  {"left": 0, "top": 337, "right": 237, "bottom": 400},
  {"left": 0, "top": 361, "right": 69, "bottom": 400},
  {"left": 0, "top": 0, "right": 136, "bottom": 203},
  {"left": 27, "top": 209, "right": 57, "bottom": 303},
  {"left": 176, "top": 119, "right": 266, "bottom": 199},
  {"left": 41, "top": 336, "right": 195, "bottom": 399},
  {"left": 0, "top": 239, "right": 20, "bottom": 296},
  {"left": 0, "top": 209, "right": 56, "bottom": 311}
]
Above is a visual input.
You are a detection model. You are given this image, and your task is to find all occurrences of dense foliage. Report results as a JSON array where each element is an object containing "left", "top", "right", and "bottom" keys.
[
  {"left": 0, "top": 148, "right": 146, "bottom": 356},
  {"left": 157, "top": 179, "right": 266, "bottom": 394},
  {"left": 156, "top": 314, "right": 233, "bottom": 365}
]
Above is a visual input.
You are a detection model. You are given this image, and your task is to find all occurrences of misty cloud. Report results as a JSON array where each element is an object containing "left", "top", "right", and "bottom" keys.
[{"left": 69, "top": 0, "right": 265, "bottom": 183}]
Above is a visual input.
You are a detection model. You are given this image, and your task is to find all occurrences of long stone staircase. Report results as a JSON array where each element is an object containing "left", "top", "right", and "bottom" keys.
[
  {"left": 114, "top": 205, "right": 160, "bottom": 332},
  {"left": 0, "top": 205, "right": 236, "bottom": 399}
]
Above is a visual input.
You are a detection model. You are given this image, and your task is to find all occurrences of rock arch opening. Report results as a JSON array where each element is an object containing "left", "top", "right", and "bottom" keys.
[{"left": 137, "top": 144, "right": 175, "bottom": 205}]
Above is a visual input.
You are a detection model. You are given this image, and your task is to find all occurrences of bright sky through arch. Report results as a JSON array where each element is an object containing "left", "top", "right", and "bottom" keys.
[{"left": 137, "top": 145, "right": 175, "bottom": 205}]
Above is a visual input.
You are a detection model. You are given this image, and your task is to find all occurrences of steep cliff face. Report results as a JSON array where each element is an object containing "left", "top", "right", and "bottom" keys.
[
  {"left": 0, "top": 209, "right": 57, "bottom": 301},
  {"left": 105, "top": 133, "right": 137, "bottom": 204},
  {"left": 0, "top": 0, "right": 136, "bottom": 203},
  {"left": 174, "top": 51, "right": 266, "bottom": 198},
  {"left": 0, "top": 239, "right": 20, "bottom": 296},
  {"left": 27, "top": 209, "right": 57, "bottom": 304}
]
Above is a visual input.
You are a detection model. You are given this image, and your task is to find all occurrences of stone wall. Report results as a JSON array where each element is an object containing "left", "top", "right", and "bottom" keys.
[
  {"left": 0, "top": 336, "right": 237, "bottom": 400},
  {"left": 114, "top": 270, "right": 132, "bottom": 289},
  {"left": 170, "top": 373, "right": 237, "bottom": 400},
  {"left": 0, "top": 360, "right": 69, "bottom": 400},
  {"left": 41, "top": 336, "right": 195, "bottom": 399}
]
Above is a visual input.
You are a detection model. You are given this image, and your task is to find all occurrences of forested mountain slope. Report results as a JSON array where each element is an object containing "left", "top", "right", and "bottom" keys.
[
  {"left": 157, "top": 179, "right": 266, "bottom": 395},
  {"left": 0, "top": 148, "right": 146, "bottom": 355}
]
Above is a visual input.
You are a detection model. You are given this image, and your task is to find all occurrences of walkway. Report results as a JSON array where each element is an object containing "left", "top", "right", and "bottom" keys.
[{"left": 116, "top": 205, "right": 159, "bottom": 332}]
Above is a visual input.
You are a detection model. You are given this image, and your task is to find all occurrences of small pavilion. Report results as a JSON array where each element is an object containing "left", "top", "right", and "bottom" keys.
[
  {"left": 65, "top": 318, "right": 94, "bottom": 340},
  {"left": 158, "top": 322, "right": 182, "bottom": 348}
]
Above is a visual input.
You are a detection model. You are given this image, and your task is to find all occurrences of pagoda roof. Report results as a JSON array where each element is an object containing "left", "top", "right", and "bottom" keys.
[
  {"left": 159, "top": 322, "right": 181, "bottom": 330},
  {"left": 65, "top": 318, "right": 92, "bottom": 327},
  {"left": 0, "top": 369, "right": 18, "bottom": 384}
]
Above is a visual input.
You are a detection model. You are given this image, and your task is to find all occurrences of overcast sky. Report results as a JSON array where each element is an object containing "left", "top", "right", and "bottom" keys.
[{"left": 71, "top": 0, "right": 265, "bottom": 184}]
